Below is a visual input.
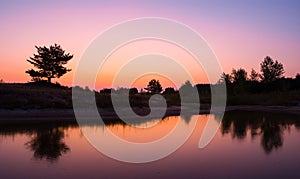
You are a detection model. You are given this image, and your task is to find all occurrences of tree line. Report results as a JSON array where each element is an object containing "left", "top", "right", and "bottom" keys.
[
  {"left": 25, "top": 44, "right": 300, "bottom": 96},
  {"left": 219, "top": 56, "right": 300, "bottom": 94}
]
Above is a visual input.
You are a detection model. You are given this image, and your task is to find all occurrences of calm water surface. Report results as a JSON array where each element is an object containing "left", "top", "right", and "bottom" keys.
[{"left": 1, "top": 111, "right": 300, "bottom": 178}]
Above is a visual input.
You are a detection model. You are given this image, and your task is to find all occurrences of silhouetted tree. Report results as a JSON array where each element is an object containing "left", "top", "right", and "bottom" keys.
[
  {"left": 145, "top": 79, "right": 162, "bottom": 93},
  {"left": 219, "top": 72, "right": 232, "bottom": 85},
  {"left": 26, "top": 44, "right": 73, "bottom": 83},
  {"left": 294, "top": 73, "right": 300, "bottom": 90},
  {"left": 179, "top": 81, "right": 199, "bottom": 102},
  {"left": 164, "top": 87, "right": 176, "bottom": 94},
  {"left": 179, "top": 80, "right": 193, "bottom": 91},
  {"left": 25, "top": 128, "right": 70, "bottom": 162},
  {"left": 232, "top": 68, "right": 247, "bottom": 84},
  {"left": 260, "top": 56, "right": 284, "bottom": 82},
  {"left": 195, "top": 84, "right": 211, "bottom": 95},
  {"left": 261, "top": 119, "right": 283, "bottom": 154},
  {"left": 129, "top": 88, "right": 138, "bottom": 94},
  {"left": 100, "top": 88, "right": 115, "bottom": 94},
  {"left": 250, "top": 68, "right": 259, "bottom": 82}
]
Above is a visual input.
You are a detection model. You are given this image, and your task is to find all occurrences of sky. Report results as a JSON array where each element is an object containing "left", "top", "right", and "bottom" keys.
[{"left": 0, "top": 0, "right": 299, "bottom": 89}]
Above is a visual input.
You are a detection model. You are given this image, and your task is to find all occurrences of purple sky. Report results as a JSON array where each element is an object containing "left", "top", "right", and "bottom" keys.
[{"left": 0, "top": 0, "right": 299, "bottom": 86}]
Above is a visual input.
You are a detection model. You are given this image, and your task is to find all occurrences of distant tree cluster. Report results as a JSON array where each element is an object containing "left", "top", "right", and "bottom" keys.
[
  {"left": 164, "top": 87, "right": 176, "bottom": 94},
  {"left": 220, "top": 56, "right": 300, "bottom": 94},
  {"left": 96, "top": 55, "right": 299, "bottom": 97},
  {"left": 100, "top": 87, "right": 138, "bottom": 95},
  {"left": 221, "top": 56, "right": 285, "bottom": 84},
  {"left": 98, "top": 79, "right": 177, "bottom": 95}
]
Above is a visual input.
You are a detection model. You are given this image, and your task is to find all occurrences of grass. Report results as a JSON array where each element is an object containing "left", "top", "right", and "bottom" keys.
[
  {"left": 0, "top": 83, "right": 183, "bottom": 109},
  {"left": 0, "top": 83, "right": 72, "bottom": 109}
]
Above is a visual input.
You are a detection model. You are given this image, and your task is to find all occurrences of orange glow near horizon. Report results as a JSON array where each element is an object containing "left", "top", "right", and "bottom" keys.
[
  {"left": 1, "top": 1, "right": 299, "bottom": 88},
  {"left": 106, "top": 117, "right": 179, "bottom": 143},
  {"left": 95, "top": 39, "right": 209, "bottom": 90},
  {"left": 131, "top": 74, "right": 178, "bottom": 91}
]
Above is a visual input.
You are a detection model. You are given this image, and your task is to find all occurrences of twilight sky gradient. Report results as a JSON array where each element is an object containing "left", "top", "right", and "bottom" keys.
[{"left": 0, "top": 0, "right": 299, "bottom": 89}]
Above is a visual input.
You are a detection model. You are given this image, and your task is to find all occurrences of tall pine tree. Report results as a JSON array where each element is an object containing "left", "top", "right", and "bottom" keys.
[{"left": 26, "top": 44, "right": 73, "bottom": 83}]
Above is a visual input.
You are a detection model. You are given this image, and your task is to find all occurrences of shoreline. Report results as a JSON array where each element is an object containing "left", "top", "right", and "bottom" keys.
[{"left": 0, "top": 105, "right": 300, "bottom": 124}]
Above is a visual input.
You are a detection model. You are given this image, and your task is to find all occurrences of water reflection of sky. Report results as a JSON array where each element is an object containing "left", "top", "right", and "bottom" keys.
[{"left": 0, "top": 111, "right": 300, "bottom": 178}]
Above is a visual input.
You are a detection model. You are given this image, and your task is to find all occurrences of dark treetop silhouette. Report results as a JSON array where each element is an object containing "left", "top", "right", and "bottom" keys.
[
  {"left": 232, "top": 68, "right": 247, "bottom": 85},
  {"left": 220, "top": 56, "right": 285, "bottom": 85},
  {"left": 26, "top": 44, "right": 73, "bottom": 83},
  {"left": 260, "top": 56, "right": 284, "bottom": 83},
  {"left": 144, "top": 79, "right": 163, "bottom": 94}
]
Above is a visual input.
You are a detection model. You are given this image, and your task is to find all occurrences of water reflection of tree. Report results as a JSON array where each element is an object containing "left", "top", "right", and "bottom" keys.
[
  {"left": 181, "top": 113, "right": 193, "bottom": 124},
  {"left": 25, "top": 127, "right": 70, "bottom": 162},
  {"left": 260, "top": 118, "right": 283, "bottom": 153},
  {"left": 221, "top": 111, "right": 298, "bottom": 154}
]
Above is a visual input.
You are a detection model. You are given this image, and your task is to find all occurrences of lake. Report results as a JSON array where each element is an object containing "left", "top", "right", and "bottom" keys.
[{"left": 0, "top": 111, "right": 300, "bottom": 178}]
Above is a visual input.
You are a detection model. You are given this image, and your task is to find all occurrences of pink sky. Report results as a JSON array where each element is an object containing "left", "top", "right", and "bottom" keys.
[{"left": 0, "top": 1, "right": 299, "bottom": 89}]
